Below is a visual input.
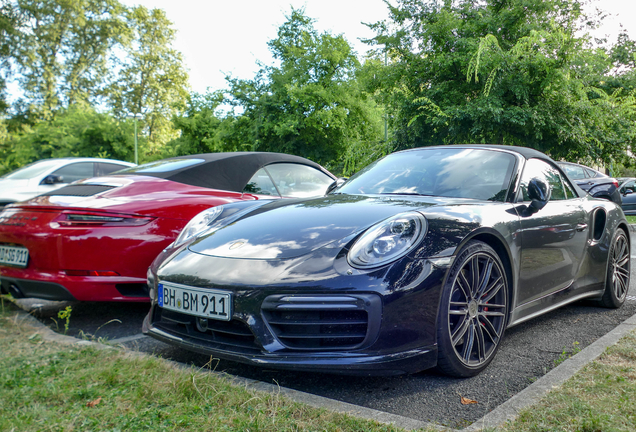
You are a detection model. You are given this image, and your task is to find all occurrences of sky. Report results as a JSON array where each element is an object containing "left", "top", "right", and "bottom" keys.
[
  {"left": 120, "top": 0, "right": 391, "bottom": 94},
  {"left": 122, "top": 0, "right": 636, "bottom": 94}
]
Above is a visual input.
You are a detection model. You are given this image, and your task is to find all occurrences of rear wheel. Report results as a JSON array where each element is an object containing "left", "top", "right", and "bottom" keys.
[
  {"left": 436, "top": 241, "right": 509, "bottom": 377},
  {"left": 598, "top": 229, "right": 630, "bottom": 308}
]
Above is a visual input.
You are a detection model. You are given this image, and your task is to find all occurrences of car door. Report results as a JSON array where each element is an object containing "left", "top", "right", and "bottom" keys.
[
  {"left": 620, "top": 179, "right": 636, "bottom": 214},
  {"left": 515, "top": 158, "right": 589, "bottom": 306}
]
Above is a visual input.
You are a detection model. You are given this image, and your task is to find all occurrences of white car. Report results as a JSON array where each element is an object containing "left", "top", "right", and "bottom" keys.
[{"left": 0, "top": 157, "right": 135, "bottom": 208}]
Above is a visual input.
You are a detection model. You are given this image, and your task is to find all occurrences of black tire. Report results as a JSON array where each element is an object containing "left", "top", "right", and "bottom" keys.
[
  {"left": 436, "top": 240, "right": 509, "bottom": 377},
  {"left": 598, "top": 229, "right": 630, "bottom": 308}
]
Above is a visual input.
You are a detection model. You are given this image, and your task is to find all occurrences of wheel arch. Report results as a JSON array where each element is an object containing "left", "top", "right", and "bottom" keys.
[{"left": 617, "top": 222, "right": 631, "bottom": 243}]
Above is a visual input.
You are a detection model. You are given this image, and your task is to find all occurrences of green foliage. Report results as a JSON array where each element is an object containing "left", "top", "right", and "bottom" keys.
[
  {"left": 226, "top": 8, "right": 383, "bottom": 167},
  {"left": 10, "top": 0, "right": 126, "bottom": 111},
  {"left": 164, "top": 91, "right": 246, "bottom": 157},
  {"left": 0, "top": 104, "right": 137, "bottom": 174},
  {"left": 554, "top": 341, "right": 581, "bottom": 366},
  {"left": 107, "top": 5, "right": 189, "bottom": 154},
  {"left": 0, "top": 1, "right": 20, "bottom": 114},
  {"left": 0, "top": 303, "right": 406, "bottom": 432},
  {"left": 2, "top": 0, "right": 635, "bottom": 176},
  {"left": 56, "top": 305, "right": 72, "bottom": 335},
  {"left": 368, "top": 0, "right": 636, "bottom": 165},
  {"left": 1, "top": 1, "right": 187, "bottom": 164}
]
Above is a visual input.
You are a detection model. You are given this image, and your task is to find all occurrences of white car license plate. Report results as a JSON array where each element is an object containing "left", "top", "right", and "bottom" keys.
[
  {"left": 158, "top": 281, "right": 232, "bottom": 321},
  {"left": 0, "top": 245, "right": 29, "bottom": 268}
]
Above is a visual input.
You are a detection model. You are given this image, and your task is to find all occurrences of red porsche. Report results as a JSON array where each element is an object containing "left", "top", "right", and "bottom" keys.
[{"left": 0, "top": 152, "right": 335, "bottom": 302}]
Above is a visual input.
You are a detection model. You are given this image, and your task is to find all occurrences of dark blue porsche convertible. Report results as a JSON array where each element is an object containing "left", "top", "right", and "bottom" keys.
[{"left": 143, "top": 145, "right": 630, "bottom": 377}]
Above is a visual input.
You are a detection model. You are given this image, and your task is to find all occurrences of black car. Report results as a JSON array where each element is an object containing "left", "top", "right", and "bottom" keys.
[
  {"left": 557, "top": 161, "right": 621, "bottom": 205},
  {"left": 143, "top": 145, "right": 630, "bottom": 377}
]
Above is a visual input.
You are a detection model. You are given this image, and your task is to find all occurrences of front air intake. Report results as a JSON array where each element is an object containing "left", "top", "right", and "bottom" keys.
[{"left": 261, "top": 294, "right": 381, "bottom": 351}]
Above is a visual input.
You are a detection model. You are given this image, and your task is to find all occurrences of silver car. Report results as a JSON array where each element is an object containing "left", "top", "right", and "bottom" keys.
[{"left": 0, "top": 157, "right": 135, "bottom": 208}]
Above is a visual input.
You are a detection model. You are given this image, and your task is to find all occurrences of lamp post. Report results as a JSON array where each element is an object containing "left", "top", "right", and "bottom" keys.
[
  {"left": 128, "top": 114, "right": 141, "bottom": 165},
  {"left": 383, "top": 46, "right": 388, "bottom": 142},
  {"left": 133, "top": 115, "right": 138, "bottom": 165}
]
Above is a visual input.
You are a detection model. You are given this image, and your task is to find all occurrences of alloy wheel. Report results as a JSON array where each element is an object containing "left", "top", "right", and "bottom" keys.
[{"left": 448, "top": 252, "right": 508, "bottom": 367}]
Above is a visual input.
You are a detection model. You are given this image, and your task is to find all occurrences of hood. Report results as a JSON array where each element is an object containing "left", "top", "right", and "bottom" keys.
[
  {"left": 0, "top": 178, "right": 40, "bottom": 201},
  {"left": 188, "top": 194, "right": 471, "bottom": 260}
]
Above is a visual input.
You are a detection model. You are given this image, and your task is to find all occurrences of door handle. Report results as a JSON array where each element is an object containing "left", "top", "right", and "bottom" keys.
[{"left": 576, "top": 223, "right": 588, "bottom": 232}]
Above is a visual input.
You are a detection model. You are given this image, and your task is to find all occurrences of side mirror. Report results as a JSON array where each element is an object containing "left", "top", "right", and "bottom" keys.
[
  {"left": 623, "top": 189, "right": 633, "bottom": 196},
  {"left": 326, "top": 177, "right": 348, "bottom": 195},
  {"left": 527, "top": 177, "right": 551, "bottom": 214},
  {"left": 41, "top": 174, "right": 64, "bottom": 185}
]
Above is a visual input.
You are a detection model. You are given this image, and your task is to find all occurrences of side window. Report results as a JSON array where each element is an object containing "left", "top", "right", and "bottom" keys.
[
  {"left": 243, "top": 168, "right": 280, "bottom": 197},
  {"left": 584, "top": 168, "right": 599, "bottom": 178},
  {"left": 561, "top": 164, "right": 585, "bottom": 180},
  {"left": 263, "top": 163, "right": 334, "bottom": 198},
  {"left": 50, "top": 163, "right": 95, "bottom": 184},
  {"left": 96, "top": 162, "right": 129, "bottom": 176},
  {"left": 621, "top": 180, "right": 636, "bottom": 194},
  {"left": 562, "top": 175, "right": 578, "bottom": 199},
  {"left": 520, "top": 159, "right": 569, "bottom": 202}
]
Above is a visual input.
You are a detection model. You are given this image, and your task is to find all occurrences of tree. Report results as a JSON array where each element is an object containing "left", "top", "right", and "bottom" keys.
[
  {"left": 106, "top": 5, "right": 189, "bottom": 154},
  {"left": 165, "top": 90, "right": 238, "bottom": 156},
  {"left": 368, "top": 0, "right": 636, "bottom": 165},
  {"left": 0, "top": 103, "right": 138, "bottom": 174},
  {"left": 0, "top": 0, "right": 20, "bottom": 113},
  {"left": 10, "top": 0, "right": 126, "bottom": 112},
  {"left": 226, "top": 8, "right": 383, "bottom": 169},
  {"left": 0, "top": 1, "right": 191, "bottom": 171}
]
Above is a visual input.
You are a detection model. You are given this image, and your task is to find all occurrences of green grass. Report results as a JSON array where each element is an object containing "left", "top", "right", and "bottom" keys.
[
  {"left": 500, "top": 331, "right": 636, "bottom": 432},
  {"left": 0, "top": 298, "right": 413, "bottom": 432},
  {"left": 4, "top": 294, "right": 636, "bottom": 431},
  {"left": 626, "top": 215, "right": 636, "bottom": 224}
]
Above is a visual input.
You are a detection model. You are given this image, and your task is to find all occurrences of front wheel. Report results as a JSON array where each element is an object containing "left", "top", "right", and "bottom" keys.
[
  {"left": 436, "top": 241, "right": 509, "bottom": 377},
  {"left": 598, "top": 229, "right": 630, "bottom": 308}
]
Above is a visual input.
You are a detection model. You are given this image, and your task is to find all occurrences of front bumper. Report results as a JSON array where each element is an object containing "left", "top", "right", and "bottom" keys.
[
  {"left": 142, "top": 309, "right": 438, "bottom": 375},
  {"left": 142, "top": 244, "right": 450, "bottom": 374}
]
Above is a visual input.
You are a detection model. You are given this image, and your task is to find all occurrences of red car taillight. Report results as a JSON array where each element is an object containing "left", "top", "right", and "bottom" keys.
[
  {"left": 54, "top": 211, "right": 154, "bottom": 227},
  {"left": 613, "top": 180, "right": 619, "bottom": 188}
]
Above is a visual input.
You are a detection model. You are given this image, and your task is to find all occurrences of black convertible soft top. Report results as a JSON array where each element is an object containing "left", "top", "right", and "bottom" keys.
[{"left": 116, "top": 152, "right": 331, "bottom": 192}]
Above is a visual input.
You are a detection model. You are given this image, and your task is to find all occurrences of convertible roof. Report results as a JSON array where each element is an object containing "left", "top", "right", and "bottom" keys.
[
  {"left": 401, "top": 144, "right": 555, "bottom": 161},
  {"left": 117, "top": 152, "right": 329, "bottom": 192}
]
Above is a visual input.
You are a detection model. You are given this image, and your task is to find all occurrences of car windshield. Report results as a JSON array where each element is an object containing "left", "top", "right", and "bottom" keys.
[
  {"left": 338, "top": 148, "right": 516, "bottom": 201},
  {"left": 1, "top": 159, "right": 63, "bottom": 179}
]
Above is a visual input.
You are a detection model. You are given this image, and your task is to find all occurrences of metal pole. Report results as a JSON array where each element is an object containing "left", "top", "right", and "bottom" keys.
[
  {"left": 134, "top": 116, "right": 138, "bottom": 165},
  {"left": 384, "top": 49, "right": 388, "bottom": 142}
]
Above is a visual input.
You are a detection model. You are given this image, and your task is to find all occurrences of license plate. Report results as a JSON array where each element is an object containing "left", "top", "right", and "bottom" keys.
[
  {"left": 0, "top": 245, "right": 29, "bottom": 268},
  {"left": 158, "top": 281, "right": 232, "bottom": 321}
]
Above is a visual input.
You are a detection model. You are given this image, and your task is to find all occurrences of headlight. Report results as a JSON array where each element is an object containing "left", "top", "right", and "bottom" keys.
[
  {"left": 174, "top": 206, "right": 224, "bottom": 246},
  {"left": 348, "top": 212, "right": 427, "bottom": 269}
]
